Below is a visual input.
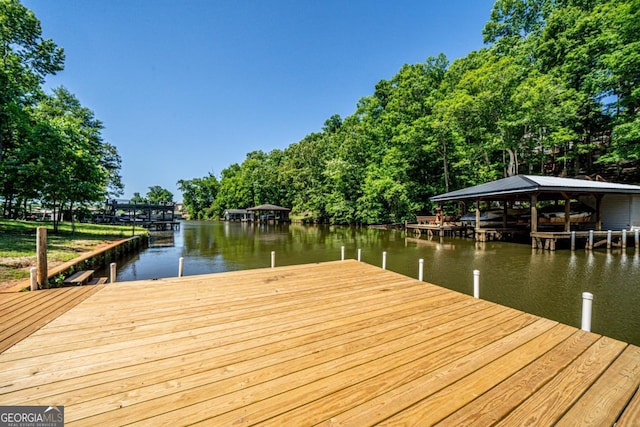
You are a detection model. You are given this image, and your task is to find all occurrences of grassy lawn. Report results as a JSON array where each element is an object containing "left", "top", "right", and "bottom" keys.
[{"left": 0, "top": 219, "right": 147, "bottom": 285}]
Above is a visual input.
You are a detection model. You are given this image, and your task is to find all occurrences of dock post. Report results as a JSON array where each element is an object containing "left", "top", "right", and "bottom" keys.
[
  {"left": 473, "top": 270, "right": 480, "bottom": 299},
  {"left": 570, "top": 231, "right": 576, "bottom": 251},
  {"left": 581, "top": 292, "right": 593, "bottom": 332},
  {"left": 622, "top": 229, "right": 627, "bottom": 249},
  {"left": 178, "top": 257, "right": 184, "bottom": 277},
  {"left": 418, "top": 259, "right": 424, "bottom": 281},
  {"left": 36, "top": 227, "right": 48, "bottom": 289},
  {"left": 607, "top": 230, "right": 612, "bottom": 249},
  {"left": 382, "top": 251, "right": 387, "bottom": 270},
  {"left": 30, "top": 267, "right": 37, "bottom": 291},
  {"left": 271, "top": 251, "right": 275, "bottom": 268},
  {"left": 357, "top": 248, "right": 362, "bottom": 262},
  {"left": 588, "top": 230, "right": 594, "bottom": 250},
  {"left": 341, "top": 246, "right": 345, "bottom": 261},
  {"left": 636, "top": 230, "right": 639, "bottom": 249},
  {"left": 110, "top": 263, "right": 117, "bottom": 283}
]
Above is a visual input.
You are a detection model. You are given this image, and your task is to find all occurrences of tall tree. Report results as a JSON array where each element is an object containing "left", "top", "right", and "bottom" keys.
[
  {"left": 177, "top": 173, "right": 219, "bottom": 219},
  {"left": 27, "top": 88, "right": 116, "bottom": 230},
  {"left": 0, "top": 0, "right": 64, "bottom": 161},
  {"left": 147, "top": 185, "right": 174, "bottom": 203}
]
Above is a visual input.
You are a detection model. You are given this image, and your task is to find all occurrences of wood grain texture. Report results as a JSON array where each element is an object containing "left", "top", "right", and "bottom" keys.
[{"left": 0, "top": 260, "right": 638, "bottom": 426}]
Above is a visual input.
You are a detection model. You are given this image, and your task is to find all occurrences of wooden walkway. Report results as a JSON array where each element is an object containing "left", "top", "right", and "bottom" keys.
[
  {"left": 1, "top": 260, "right": 639, "bottom": 425},
  {"left": 405, "top": 223, "right": 471, "bottom": 237}
]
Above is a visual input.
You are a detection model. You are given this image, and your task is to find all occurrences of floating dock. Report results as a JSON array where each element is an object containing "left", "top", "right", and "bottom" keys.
[{"left": 1, "top": 260, "right": 639, "bottom": 425}]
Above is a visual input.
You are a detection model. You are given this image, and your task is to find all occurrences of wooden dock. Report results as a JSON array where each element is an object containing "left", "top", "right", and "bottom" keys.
[
  {"left": 532, "top": 230, "right": 640, "bottom": 251},
  {"left": 1, "top": 260, "right": 639, "bottom": 425},
  {"left": 143, "top": 220, "right": 180, "bottom": 231},
  {"left": 405, "top": 222, "right": 472, "bottom": 237}
]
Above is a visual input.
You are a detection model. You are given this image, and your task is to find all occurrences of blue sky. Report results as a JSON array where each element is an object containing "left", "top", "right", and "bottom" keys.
[{"left": 23, "top": 0, "right": 496, "bottom": 202}]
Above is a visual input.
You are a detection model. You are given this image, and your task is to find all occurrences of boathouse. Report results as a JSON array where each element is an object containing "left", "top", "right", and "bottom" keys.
[
  {"left": 222, "top": 209, "right": 254, "bottom": 221},
  {"left": 430, "top": 175, "right": 640, "bottom": 249},
  {"left": 247, "top": 204, "right": 291, "bottom": 222},
  {"left": 103, "top": 199, "right": 179, "bottom": 230}
]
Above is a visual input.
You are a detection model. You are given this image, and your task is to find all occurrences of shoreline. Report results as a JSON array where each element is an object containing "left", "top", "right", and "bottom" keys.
[{"left": 0, "top": 236, "right": 144, "bottom": 292}]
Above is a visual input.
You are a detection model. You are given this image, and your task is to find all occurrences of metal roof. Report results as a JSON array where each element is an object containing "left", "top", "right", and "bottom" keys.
[
  {"left": 246, "top": 204, "right": 291, "bottom": 212},
  {"left": 430, "top": 175, "right": 640, "bottom": 202}
]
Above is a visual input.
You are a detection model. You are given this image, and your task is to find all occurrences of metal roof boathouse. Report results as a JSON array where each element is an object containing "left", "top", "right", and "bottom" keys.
[
  {"left": 247, "top": 204, "right": 291, "bottom": 223},
  {"left": 430, "top": 175, "right": 640, "bottom": 250}
]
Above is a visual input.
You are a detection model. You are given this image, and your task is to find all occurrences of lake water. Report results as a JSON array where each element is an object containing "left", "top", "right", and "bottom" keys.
[{"left": 105, "top": 220, "right": 640, "bottom": 346}]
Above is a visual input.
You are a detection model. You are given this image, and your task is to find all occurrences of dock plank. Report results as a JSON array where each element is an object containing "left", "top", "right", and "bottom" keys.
[
  {"left": 556, "top": 344, "right": 640, "bottom": 426},
  {"left": 0, "top": 260, "right": 638, "bottom": 425},
  {"left": 434, "top": 329, "right": 599, "bottom": 426},
  {"left": 319, "top": 317, "right": 556, "bottom": 427},
  {"left": 383, "top": 323, "right": 578, "bottom": 425},
  {"left": 0, "top": 286, "right": 103, "bottom": 353},
  {"left": 616, "top": 385, "right": 640, "bottom": 426},
  {"left": 144, "top": 306, "right": 522, "bottom": 426},
  {"left": 496, "top": 336, "right": 628, "bottom": 426}
]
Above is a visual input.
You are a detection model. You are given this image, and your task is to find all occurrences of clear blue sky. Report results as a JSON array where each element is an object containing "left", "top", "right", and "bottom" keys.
[{"left": 23, "top": 0, "right": 496, "bottom": 202}]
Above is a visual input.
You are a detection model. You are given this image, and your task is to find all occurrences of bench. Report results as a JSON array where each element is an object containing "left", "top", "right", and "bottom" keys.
[
  {"left": 88, "top": 277, "right": 109, "bottom": 285},
  {"left": 63, "top": 270, "right": 95, "bottom": 286}
]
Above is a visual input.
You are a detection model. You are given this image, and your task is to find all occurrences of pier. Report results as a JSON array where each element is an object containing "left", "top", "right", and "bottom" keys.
[
  {"left": 1, "top": 260, "right": 639, "bottom": 425},
  {"left": 405, "top": 215, "right": 472, "bottom": 237},
  {"left": 531, "top": 230, "right": 639, "bottom": 251}
]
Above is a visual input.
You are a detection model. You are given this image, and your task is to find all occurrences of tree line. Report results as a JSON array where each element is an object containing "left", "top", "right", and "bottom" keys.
[
  {"left": 0, "top": 0, "right": 123, "bottom": 230},
  {"left": 180, "top": 0, "right": 639, "bottom": 224}
]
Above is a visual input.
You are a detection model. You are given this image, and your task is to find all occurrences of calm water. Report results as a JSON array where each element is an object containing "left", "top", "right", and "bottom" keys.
[{"left": 104, "top": 220, "right": 640, "bottom": 346}]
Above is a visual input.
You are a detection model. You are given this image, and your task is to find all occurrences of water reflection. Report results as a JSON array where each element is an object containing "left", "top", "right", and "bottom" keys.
[{"left": 105, "top": 221, "right": 640, "bottom": 346}]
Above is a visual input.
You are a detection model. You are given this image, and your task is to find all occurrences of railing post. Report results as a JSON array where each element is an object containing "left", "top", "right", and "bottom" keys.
[
  {"left": 271, "top": 251, "right": 275, "bottom": 268},
  {"left": 382, "top": 251, "right": 387, "bottom": 270},
  {"left": 36, "top": 227, "right": 48, "bottom": 289},
  {"left": 30, "top": 267, "right": 38, "bottom": 291},
  {"left": 341, "top": 246, "right": 345, "bottom": 261},
  {"left": 178, "top": 257, "right": 184, "bottom": 277},
  {"left": 473, "top": 270, "right": 480, "bottom": 299},
  {"left": 110, "top": 262, "right": 117, "bottom": 283},
  {"left": 418, "top": 259, "right": 424, "bottom": 281},
  {"left": 581, "top": 292, "right": 593, "bottom": 332},
  {"left": 357, "top": 248, "right": 362, "bottom": 262}
]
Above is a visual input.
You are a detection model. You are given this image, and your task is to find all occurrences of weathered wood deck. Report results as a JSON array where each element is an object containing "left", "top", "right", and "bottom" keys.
[
  {"left": 405, "top": 222, "right": 471, "bottom": 237},
  {"left": 1, "top": 260, "right": 639, "bottom": 425}
]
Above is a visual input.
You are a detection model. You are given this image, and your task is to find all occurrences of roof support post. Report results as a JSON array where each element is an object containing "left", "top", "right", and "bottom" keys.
[
  {"left": 561, "top": 192, "right": 571, "bottom": 232},
  {"left": 503, "top": 202, "right": 508, "bottom": 228},
  {"left": 531, "top": 193, "right": 538, "bottom": 233},
  {"left": 475, "top": 199, "right": 481, "bottom": 232},
  {"left": 595, "top": 194, "right": 603, "bottom": 231}
]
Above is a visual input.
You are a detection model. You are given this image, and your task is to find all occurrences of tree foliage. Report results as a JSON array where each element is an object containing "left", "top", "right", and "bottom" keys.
[
  {"left": 177, "top": 174, "right": 219, "bottom": 219},
  {"left": 183, "top": 0, "right": 639, "bottom": 224},
  {"left": 146, "top": 186, "right": 173, "bottom": 204},
  {"left": 0, "top": 1, "right": 122, "bottom": 227}
]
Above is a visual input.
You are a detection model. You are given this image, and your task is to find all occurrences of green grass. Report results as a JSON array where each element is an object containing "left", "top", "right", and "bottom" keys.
[{"left": 0, "top": 219, "right": 147, "bottom": 285}]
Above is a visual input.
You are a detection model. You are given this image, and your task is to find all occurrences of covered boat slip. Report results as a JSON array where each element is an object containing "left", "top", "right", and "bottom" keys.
[
  {"left": 1, "top": 260, "right": 640, "bottom": 425},
  {"left": 430, "top": 175, "right": 640, "bottom": 250}
]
